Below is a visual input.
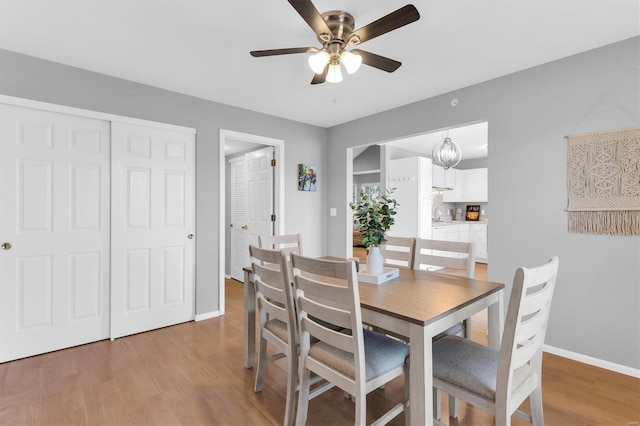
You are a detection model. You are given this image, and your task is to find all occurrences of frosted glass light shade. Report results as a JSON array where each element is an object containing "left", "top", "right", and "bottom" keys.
[
  {"left": 308, "top": 51, "right": 330, "bottom": 74},
  {"left": 326, "top": 63, "right": 343, "bottom": 83},
  {"left": 341, "top": 50, "right": 362, "bottom": 74}
]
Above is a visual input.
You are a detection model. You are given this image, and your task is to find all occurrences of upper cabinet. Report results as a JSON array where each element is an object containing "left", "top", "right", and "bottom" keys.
[
  {"left": 443, "top": 167, "right": 488, "bottom": 202},
  {"left": 432, "top": 164, "right": 456, "bottom": 190}
]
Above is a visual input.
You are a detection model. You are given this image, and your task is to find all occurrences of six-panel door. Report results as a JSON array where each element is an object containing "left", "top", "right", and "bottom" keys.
[{"left": 0, "top": 105, "right": 111, "bottom": 362}]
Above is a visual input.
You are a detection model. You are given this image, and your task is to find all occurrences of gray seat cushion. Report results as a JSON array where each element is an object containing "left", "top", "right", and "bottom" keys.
[
  {"left": 309, "top": 329, "right": 409, "bottom": 381},
  {"left": 265, "top": 318, "right": 288, "bottom": 342},
  {"left": 432, "top": 335, "right": 532, "bottom": 400}
]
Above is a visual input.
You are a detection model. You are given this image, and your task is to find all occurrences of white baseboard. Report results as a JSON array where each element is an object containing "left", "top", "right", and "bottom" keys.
[
  {"left": 195, "top": 311, "right": 221, "bottom": 322},
  {"left": 544, "top": 344, "right": 640, "bottom": 378},
  {"left": 225, "top": 274, "right": 231, "bottom": 279}
]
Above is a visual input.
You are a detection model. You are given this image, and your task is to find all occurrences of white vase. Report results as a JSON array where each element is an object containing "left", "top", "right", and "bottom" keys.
[{"left": 366, "top": 246, "right": 384, "bottom": 275}]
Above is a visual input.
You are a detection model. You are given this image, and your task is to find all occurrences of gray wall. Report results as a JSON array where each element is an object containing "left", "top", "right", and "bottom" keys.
[
  {"left": 327, "top": 37, "right": 640, "bottom": 370},
  {"left": 0, "top": 49, "right": 328, "bottom": 316}
]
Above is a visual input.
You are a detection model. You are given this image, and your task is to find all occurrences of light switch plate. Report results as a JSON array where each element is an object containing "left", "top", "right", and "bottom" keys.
[{"left": 330, "top": 208, "right": 337, "bottom": 216}]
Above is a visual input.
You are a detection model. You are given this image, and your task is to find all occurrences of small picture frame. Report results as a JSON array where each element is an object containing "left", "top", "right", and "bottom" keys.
[
  {"left": 466, "top": 205, "right": 480, "bottom": 221},
  {"left": 298, "top": 164, "right": 316, "bottom": 191}
]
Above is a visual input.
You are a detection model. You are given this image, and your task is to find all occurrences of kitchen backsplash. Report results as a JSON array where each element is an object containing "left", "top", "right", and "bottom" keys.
[{"left": 432, "top": 193, "right": 488, "bottom": 221}]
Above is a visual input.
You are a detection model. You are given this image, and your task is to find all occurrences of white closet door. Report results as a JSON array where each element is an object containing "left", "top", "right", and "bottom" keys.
[
  {"left": 229, "top": 157, "right": 247, "bottom": 281},
  {"left": 110, "top": 122, "right": 195, "bottom": 339},
  {"left": 229, "top": 147, "right": 274, "bottom": 281},
  {"left": 0, "top": 104, "right": 110, "bottom": 362},
  {"left": 246, "top": 147, "right": 274, "bottom": 248}
]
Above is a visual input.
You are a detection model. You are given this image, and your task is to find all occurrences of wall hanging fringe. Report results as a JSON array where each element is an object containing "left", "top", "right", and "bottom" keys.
[{"left": 566, "top": 126, "right": 640, "bottom": 236}]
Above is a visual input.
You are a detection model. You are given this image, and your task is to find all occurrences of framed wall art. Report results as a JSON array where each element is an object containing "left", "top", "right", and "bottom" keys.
[{"left": 298, "top": 164, "right": 316, "bottom": 191}]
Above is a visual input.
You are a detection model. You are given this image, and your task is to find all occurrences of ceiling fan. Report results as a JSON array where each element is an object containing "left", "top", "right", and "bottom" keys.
[{"left": 250, "top": 1, "right": 420, "bottom": 84}]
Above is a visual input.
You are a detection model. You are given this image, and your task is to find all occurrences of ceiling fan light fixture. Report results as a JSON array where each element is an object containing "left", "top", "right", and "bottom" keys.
[
  {"left": 432, "top": 137, "right": 462, "bottom": 170},
  {"left": 308, "top": 50, "right": 330, "bottom": 74},
  {"left": 341, "top": 50, "right": 362, "bottom": 74},
  {"left": 326, "top": 62, "right": 343, "bottom": 83}
]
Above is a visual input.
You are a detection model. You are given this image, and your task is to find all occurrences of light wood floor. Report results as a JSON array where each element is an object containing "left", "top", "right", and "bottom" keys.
[{"left": 0, "top": 268, "right": 638, "bottom": 425}]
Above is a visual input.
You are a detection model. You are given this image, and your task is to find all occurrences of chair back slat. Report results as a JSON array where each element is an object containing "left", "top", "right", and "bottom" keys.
[
  {"left": 414, "top": 238, "right": 476, "bottom": 278},
  {"left": 259, "top": 233, "right": 303, "bottom": 255},
  {"left": 520, "top": 281, "right": 555, "bottom": 317},
  {"left": 297, "top": 295, "right": 353, "bottom": 331},
  {"left": 381, "top": 236, "right": 415, "bottom": 269},
  {"left": 300, "top": 310, "right": 354, "bottom": 353},
  {"left": 498, "top": 257, "right": 559, "bottom": 399},
  {"left": 512, "top": 332, "right": 545, "bottom": 370},
  {"left": 295, "top": 275, "right": 352, "bottom": 311}
]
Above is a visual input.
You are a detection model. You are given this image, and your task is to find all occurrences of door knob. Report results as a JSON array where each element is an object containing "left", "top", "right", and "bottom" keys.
[
  {"left": 241, "top": 225, "right": 248, "bottom": 230},
  {"left": 187, "top": 234, "right": 194, "bottom": 239},
  {"left": 1, "top": 242, "right": 12, "bottom": 250}
]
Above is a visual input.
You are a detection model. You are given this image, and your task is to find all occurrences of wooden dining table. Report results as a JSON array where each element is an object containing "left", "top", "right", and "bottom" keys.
[{"left": 243, "top": 264, "right": 505, "bottom": 426}]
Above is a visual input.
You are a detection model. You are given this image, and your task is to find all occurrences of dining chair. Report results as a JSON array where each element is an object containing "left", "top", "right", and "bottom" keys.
[
  {"left": 380, "top": 236, "right": 416, "bottom": 269},
  {"left": 414, "top": 238, "right": 477, "bottom": 338},
  {"left": 432, "top": 256, "right": 560, "bottom": 426},
  {"left": 291, "top": 253, "right": 410, "bottom": 426},
  {"left": 413, "top": 238, "right": 476, "bottom": 280},
  {"left": 250, "top": 245, "right": 299, "bottom": 426},
  {"left": 258, "top": 233, "right": 303, "bottom": 256},
  {"left": 250, "top": 245, "right": 334, "bottom": 425}
]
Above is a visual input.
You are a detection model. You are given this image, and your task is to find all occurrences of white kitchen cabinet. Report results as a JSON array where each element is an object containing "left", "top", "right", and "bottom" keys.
[
  {"left": 431, "top": 222, "right": 488, "bottom": 264},
  {"left": 442, "top": 167, "right": 487, "bottom": 202},
  {"left": 470, "top": 223, "right": 488, "bottom": 262},
  {"left": 432, "top": 165, "right": 455, "bottom": 190},
  {"left": 388, "top": 156, "right": 432, "bottom": 239},
  {"left": 463, "top": 168, "right": 488, "bottom": 202}
]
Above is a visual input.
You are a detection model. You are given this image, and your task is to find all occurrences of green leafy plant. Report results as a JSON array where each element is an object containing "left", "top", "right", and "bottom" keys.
[{"left": 349, "top": 188, "right": 398, "bottom": 247}]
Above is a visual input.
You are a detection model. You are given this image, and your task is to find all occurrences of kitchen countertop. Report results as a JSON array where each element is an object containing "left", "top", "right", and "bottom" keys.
[{"left": 432, "top": 220, "right": 488, "bottom": 226}]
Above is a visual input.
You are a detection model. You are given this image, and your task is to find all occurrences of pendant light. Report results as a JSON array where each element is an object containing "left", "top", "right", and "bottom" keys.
[{"left": 432, "top": 136, "right": 462, "bottom": 170}]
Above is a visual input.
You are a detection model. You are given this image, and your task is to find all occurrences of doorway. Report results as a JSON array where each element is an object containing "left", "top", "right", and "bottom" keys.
[
  {"left": 219, "top": 130, "right": 284, "bottom": 315},
  {"left": 347, "top": 121, "right": 489, "bottom": 258}
]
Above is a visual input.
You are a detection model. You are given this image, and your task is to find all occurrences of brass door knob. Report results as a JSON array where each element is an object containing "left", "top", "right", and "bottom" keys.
[
  {"left": 187, "top": 234, "right": 194, "bottom": 239},
  {"left": 1, "top": 242, "right": 12, "bottom": 250},
  {"left": 241, "top": 225, "right": 248, "bottom": 230}
]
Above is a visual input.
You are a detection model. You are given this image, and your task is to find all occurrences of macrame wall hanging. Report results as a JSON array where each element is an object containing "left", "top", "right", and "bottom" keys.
[{"left": 566, "top": 126, "right": 640, "bottom": 235}]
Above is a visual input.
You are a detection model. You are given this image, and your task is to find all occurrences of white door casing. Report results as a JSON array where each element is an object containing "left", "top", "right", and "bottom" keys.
[
  {"left": 0, "top": 105, "right": 110, "bottom": 362},
  {"left": 110, "top": 122, "right": 195, "bottom": 339}
]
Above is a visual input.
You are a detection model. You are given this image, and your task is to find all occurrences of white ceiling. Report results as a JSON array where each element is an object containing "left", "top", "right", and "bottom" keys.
[
  {"left": 385, "top": 121, "right": 488, "bottom": 160},
  {"left": 0, "top": 1, "right": 638, "bottom": 128}
]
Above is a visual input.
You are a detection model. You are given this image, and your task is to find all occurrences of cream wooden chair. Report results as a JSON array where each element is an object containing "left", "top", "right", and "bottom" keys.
[
  {"left": 250, "top": 245, "right": 299, "bottom": 426},
  {"left": 380, "top": 236, "right": 415, "bottom": 269},
  {"left": 258, "top": 233, "right": 303, "bottom": 256},
  {"left": 291, "top": 254, "right": 410, "bottom": 426},
  {"left": 413, "top": 238, "right": 476, "bottom": 280},
  {"left": 414, "top": 238, "right": 476, "bottom": 338},
  {"left": 432, "top": 256, "right": 560, "bottom": 426}
]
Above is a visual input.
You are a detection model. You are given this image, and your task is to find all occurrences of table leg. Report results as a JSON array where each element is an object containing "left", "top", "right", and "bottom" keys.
[
  {"left": 487, "top": 289, "right": 504, "bottom": 350},
  {"left": 409, "top": 323, "right": 433, "bottom": 426},
  {"left": 243, "top": 268, "right": 255, "bottom": 368}
]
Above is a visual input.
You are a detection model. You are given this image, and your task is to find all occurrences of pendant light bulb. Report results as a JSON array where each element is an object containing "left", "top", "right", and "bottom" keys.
[
  {"left": 341, "top": 50, "right": 362, "bottom": 74},
  {"left": 326, "top": 62, "right": 343, "bottom": 83},
  {"left": 308, "top": 51, "right": 330, "bottom": 74}
]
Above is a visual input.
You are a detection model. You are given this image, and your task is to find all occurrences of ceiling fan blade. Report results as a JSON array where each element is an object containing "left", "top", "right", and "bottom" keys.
[
  {"left": 351, "top": 49, "right": 401, "bottom": 73},
  {"left": 288, "top": 0, "right": 332, "bottom": 37},
  {"left": 250, "top": 47, "right": 315, "bottom": 57},
  {"left": 350, "top": 4, "right": 420, "bottom": 44},
  {"left": 311, "top": 65, "right": 327, "bottom": 85}
]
